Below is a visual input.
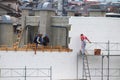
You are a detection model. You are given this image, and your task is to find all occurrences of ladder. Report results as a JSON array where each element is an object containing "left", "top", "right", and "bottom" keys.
[
  {"left": 82, "top": 52, "right": 91, "bottom": 80},
  {"left": 13, "top": 27, "right": 24, "bottom": 48}
]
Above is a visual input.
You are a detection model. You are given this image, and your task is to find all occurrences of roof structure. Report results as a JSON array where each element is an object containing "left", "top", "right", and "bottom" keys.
[
  {"left": 0, "top": 2, "right": 21, "bottom": 17},
  {"left": 0, "top": 3, "right": 16, "bottom": 13},
  {"left": 0, "top": 0, "right": 17, "bottom": 1}
]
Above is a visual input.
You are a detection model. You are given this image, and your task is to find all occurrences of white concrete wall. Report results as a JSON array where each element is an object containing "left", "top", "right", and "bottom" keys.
[
  {"left": 0, "top": 17, "right": 120, "bottom": 80},
  {"left": 69, "top": 17, "right": 120, "bottom": 80},
  {"left": 0, "top": 51, "right": 77, "bottom": 80},
  {"left": 69, "top": 17, "right": 120, "bottom": 55}
]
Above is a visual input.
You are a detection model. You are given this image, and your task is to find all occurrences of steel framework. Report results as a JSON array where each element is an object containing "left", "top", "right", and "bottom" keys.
[
  {"left": 88, "top": 41, "right": 120, "bottom": 80},
  {"left": 0, "top": 66, "right": 52, "bottom": 80},
  {"left": 77, "top": 41, "right": 120, "bottom": 80}
]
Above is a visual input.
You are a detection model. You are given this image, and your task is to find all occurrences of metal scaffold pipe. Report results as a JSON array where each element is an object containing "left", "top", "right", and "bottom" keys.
[{"left": 107, "top": 41, "right": 110, "bottom": 80}]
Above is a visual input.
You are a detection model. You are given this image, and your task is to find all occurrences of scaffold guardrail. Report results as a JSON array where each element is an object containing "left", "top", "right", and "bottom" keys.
[
  {"left": 86, "top": 42, "right": 120, "bottom": 51},
  {"left": 0, "top": 66, "right": 52, "bottom": 80}
]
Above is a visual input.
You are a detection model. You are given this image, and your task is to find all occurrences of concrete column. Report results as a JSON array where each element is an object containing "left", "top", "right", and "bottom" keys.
[
  {"left": 21, "top": 8, "right": 30, "bottom": 45},
  {"left": 67, "top": 10, "right": 75, "bottom": 16},
  {"left": 21, "top": 9, "right": 29, "bottom": 28},
  {"left": 58, "top": 0, "right": 63, "bottom": 15},
  {"left": 34, "top": 9, "right": 55, "bottom": 45},
  {"left": 0, "top": 23, "right": 14, "bottom": 47},
  {"left": 51, "top": 16, "right": 70, "bottom": 47}
]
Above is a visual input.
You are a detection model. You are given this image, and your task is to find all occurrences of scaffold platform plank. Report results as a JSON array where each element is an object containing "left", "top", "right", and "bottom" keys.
[{"left": 0, "top": 44, "right": 72, "bottom": 52}]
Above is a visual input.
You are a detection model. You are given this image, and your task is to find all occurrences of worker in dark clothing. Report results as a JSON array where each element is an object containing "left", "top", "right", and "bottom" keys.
[
  {"left": 43, "top": 34, "right": 49, "bottom": 46},
  {"left": 34, "top": 34, "right": 43, "bottom": 47}
]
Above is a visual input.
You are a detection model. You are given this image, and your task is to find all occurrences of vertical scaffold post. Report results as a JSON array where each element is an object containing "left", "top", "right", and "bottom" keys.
[
  {"left": 25, "top": 66, "right": 26, "bottom": 80},
  {"left": 50, "top": 66, "right": 52, "bottom": 80},
  {"left": 101, "top": 54, "right": 104, "bottom": 80},
  {"left": 107, "top": 41, "right": 110, "bottom": 80}
]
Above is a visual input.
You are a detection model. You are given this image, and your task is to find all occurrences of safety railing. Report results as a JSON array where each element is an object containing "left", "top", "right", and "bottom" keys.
[
  {"left": 89, "top": 68, "right": 120, "bottom": 77},
  {"left": 0, "top": 66, "right": 52, "bottom": 80},
  {"left": 86, "top": 41, "right": 120, "bottom": 55},
  {"left": 86, "top": 42, "right": 120, "bottom": 51}
]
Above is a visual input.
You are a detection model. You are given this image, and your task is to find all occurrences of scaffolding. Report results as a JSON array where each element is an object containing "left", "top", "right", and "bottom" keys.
[
  {"left": 77, "top": 41, "right": 120, "bottom": 80},
  {"left": 0, "top": 66, "right": 52, "bottom": 80},
  {"left": 82, "top": 53, "right": 91, "bottom": 80}
]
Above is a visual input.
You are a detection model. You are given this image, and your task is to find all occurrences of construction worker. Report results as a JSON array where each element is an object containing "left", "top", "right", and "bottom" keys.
[
  {"left": 43, "top": 34, "right": 49, "bottom": 46},
  {"left": 80, "top": 34, "right": 91, "bottom": 54},
  {"left": 34, "top": 34, "right": 43, "bottom": 47}
]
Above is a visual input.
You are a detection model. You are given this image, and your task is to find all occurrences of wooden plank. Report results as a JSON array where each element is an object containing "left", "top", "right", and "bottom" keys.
[{"left": 0, "top": 44, "right": 72, "bottom": 52}]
